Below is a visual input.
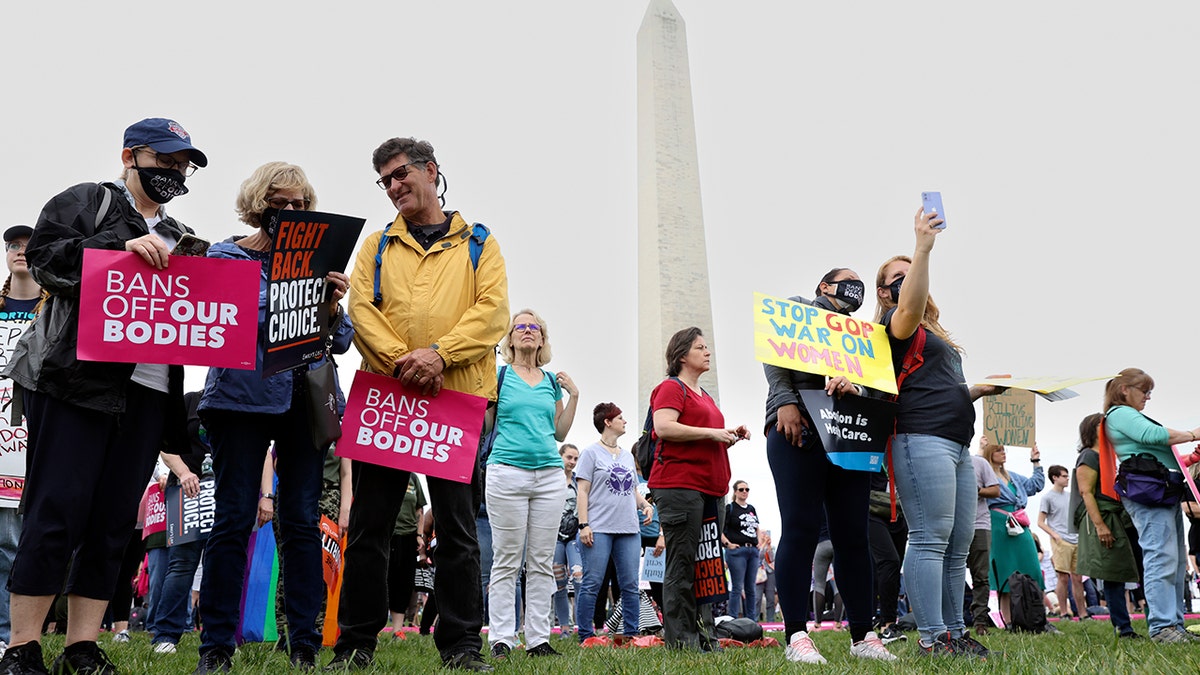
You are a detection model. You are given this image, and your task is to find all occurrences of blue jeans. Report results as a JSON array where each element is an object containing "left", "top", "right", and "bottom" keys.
[
  {"left": 1123, "top": 498, "right": 1187, "bottom": 635},
  {"left": 890, "top": 433, "right": 974, "bottom": 643},
  {"left": 576, "top": 532, "right": 642, "bottom": 639},
  {"left": 144, "top": 546, "right": 169, "bottom": 637},
  {"left": 725, "top": 546, "right": 759, "bottom": 619},
  {"left": 553, "top": 536, "right": 582, "bottom": 628},
  {"left": 152, "top": 539, "right": 204, "bottom": 644},
  {"left": 0, "top": 509, "right": 22, "bottom": 643},
  {"left": 199, "top": 407, "right": 324, "bottom": 652},
  {"left": 1101, "top": 580, "right": 1134, "bottom": 635}
]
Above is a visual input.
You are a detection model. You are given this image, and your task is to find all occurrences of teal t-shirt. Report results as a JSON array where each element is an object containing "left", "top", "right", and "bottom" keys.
[
  {"left": 1107, "top": 404, "right": 1175, "bottom": 470},
  {"left": 489, "top": 366, "right": 564, "bottom": 470}
]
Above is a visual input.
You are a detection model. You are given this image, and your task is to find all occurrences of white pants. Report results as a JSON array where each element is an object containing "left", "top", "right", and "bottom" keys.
[{"left": 486, "top": 464, "right": 566, "bottom": 648}]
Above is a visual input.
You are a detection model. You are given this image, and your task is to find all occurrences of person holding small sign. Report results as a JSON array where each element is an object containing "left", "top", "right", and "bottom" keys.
[
  {"left": 762, "top": 267, "right": 896, "bottom": 663},
  {"left": 872, "top": 208, "right": 1002, "bottom": 659},
  {"left": 194, "top": 162, "right": 352, "bottom": 673},
  {"left": 647, "top": 327, "right": 749, "bottom": 652},
  {"left": 485, "top": 309, "right": 579, "bottom": 659},
  {"left": 574, "top": 403, "right": 654, "bottom": 645},
  {"left": 980, "top": 436, "right": 1045, "bottom": 627},
  {"left": 0, "top": 118, "right": 203, "bottom": 675}
]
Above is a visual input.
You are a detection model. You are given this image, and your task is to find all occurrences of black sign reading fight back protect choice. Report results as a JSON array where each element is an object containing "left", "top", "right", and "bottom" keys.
[{"left": 262, "top": 210, "right": 365, "bottom": 377}]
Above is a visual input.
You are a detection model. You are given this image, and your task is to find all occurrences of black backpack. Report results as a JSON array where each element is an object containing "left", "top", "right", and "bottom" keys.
[
  {"left": 1006, "top": 571, "right": 1047, "bottom": 633},
  {"left": 632, "top": 377, "right": 688, "bottom": 477}
]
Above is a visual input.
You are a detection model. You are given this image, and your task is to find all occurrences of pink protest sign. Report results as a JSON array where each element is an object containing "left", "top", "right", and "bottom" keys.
[
  {"left": 78, "top": 249, "right": 260, "bottom": 369},
  {"left": 143, "top": 484, "right": 167, "bottom": 539},
  {"left": 338, "top": 370, "right": 488, "bottom": 483}
]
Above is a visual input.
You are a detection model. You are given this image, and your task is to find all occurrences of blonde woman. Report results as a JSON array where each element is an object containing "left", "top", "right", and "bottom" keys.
[
  {"left": 980, "top": 436, "right": 1044, "bottom": 627},
  {"left": 486, "top": 309, "right": 578, "bottom": 659}
]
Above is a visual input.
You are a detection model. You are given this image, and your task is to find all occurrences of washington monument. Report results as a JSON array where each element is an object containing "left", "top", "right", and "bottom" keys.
[{"left": 637, "top": 0, "right": 720, "bottom": 410}]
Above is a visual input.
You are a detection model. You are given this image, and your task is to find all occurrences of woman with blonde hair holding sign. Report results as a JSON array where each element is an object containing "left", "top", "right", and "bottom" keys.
[
  {"left": 763, "top": 268, "right": 896, "bottom": 664},
  {"left": 980, "top": 436, "right": 1045, "bottom": 627},
  {"left": 873, "top": 208, "right": 1000, "bottom": 658},
  {"left": 193, "top": 162, "right": 353, "bottom": 672}
]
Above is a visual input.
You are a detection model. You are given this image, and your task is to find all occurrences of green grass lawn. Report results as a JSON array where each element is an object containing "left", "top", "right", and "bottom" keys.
[{"left": 34, "top": 621, "right": 1200, "bottom": 674}]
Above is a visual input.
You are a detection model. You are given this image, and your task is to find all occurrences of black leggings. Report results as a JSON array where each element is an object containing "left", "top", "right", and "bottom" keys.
[{"left": 766, "top": 427, "right": 873, "bottom": 641}]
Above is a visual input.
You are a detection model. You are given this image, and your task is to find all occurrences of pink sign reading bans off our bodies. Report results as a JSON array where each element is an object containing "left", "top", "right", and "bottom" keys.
[
  {"left": 338, "top": 370, "right": 487, "bottom": 483},
  {"left": 78, "top": 249, "right": 260, "bottom": 369}
]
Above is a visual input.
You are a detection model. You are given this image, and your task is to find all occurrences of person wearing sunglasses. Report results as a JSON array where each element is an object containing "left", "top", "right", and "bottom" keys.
[
  {"left": 332, "top": 137, "right": 509, "bottom": 673},
  {"left": 0, "top": 118, "right": 205, "bottom": 675},
  {"left": 189, "top": 162, "right": 352, "bottom": 672},
  {"left": 720, "top": 481, "right": 762, "bottom": 622}
]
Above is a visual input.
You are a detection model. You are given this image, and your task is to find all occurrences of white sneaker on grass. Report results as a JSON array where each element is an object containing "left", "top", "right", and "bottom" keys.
[
  {"left": 784, "top": 631, "right": 827, "bottom": 664},
  {"left": 152, "top": 641, "right": 178, "bottom": 654},
  {"left": 850, "top": 631, "right": 899, "bottom": 661},
  {"left": 111, "top": 630, "right": 130, "bottom": 643}
]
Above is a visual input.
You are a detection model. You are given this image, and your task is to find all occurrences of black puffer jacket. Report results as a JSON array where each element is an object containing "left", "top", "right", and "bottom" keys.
[{"left": 4, "top": 181, "right": 189, "bottom": 449}]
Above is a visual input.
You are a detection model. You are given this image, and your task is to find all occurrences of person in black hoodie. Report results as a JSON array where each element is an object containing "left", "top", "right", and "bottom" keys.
[{"left": 0, "top": 118, "right": 204, "bottom": 675}]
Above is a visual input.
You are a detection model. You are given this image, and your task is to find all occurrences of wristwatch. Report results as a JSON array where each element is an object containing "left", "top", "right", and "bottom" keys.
[{"left": 580, "top": 523, "right": 590, "bottom": 529}]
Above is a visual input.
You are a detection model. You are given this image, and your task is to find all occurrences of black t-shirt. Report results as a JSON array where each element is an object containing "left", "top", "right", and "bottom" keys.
[
  {"left": 883, "top": 308, "right": 975, "bottom": 445},
  {"left": 0, "top": 297, "right": 39, "bottom": 323},
  {"left": 724, "top": 502, "right": 759, "bottom": 546}
]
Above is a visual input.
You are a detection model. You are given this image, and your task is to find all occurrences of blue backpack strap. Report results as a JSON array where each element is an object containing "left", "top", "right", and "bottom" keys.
[
  {"left": 372, "top": 224, "right": 393, "bottom": 306},
  {"left": 469, "top": 223, "right": 490, "bottom": 270}
]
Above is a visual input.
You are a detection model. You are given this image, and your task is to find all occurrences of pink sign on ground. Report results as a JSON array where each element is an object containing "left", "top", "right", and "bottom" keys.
[
  {"left": 337, "top": 370, "right": 488, "bottom": 483},
  {"left": 78, "top": 249, "right": 260, "bottom": 369}
]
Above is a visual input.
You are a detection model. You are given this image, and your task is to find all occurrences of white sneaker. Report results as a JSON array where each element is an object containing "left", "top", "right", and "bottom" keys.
[
  {"left": 112, "top": 630, "right": 130, "bottom": 643},
  {"left": 850, "top": 631, "right": 899, "bottom": 661},
  {"left": 0, "top": 640, "right": 7, "bottom": 658},
  {"left": 153, "top": 641, "right": 178, "bottom": 654},
  {"left": 785, "top": 631, "right": 827, "bottom": 664}
]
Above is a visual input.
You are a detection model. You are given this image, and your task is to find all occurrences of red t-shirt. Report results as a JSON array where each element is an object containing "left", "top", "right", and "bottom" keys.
[{"left": 647, "top": 378, "right": 730, "bottom": 497}]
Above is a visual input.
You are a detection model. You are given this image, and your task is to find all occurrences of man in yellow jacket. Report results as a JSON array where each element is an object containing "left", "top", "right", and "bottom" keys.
[{"left": 329, "top": 137, "right": 508, "bottom": 673}]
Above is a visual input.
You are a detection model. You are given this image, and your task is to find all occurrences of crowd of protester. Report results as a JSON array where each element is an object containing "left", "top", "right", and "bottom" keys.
[{"left": 1, "top": 118, "right": 1200, "bottom": 675}]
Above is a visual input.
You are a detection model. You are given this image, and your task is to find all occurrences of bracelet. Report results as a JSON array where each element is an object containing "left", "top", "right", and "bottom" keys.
[
  {"left": 261, "top": 493, "right": 274, "bottom": 500},
  {"left": 579, "top": 523, "right": 590, "bottom": 529}
]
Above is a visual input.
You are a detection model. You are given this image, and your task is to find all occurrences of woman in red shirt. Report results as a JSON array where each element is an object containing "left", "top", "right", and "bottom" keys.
[{"left": 647, "top": 326, "right": 749, "bottom": 651}]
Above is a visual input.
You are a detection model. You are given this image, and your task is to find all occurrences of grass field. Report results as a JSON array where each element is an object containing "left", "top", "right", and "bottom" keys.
[{"left": 31, "top": 620, "right": 1200, "bottom": 674}]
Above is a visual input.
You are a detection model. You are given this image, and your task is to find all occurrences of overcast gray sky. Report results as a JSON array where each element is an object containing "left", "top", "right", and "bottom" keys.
[{"left": 3, "top": 1, "right": 1198, "bottom": 538}]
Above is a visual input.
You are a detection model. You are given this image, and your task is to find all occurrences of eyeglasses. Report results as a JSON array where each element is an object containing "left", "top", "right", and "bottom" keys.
[
  {"left": 265, "top": 196, "right": 310, "bottom": 210},
  {"left": 5, "top": 242, "right": 26, "bottom": 253},
  {"left": 1137, "top": 388, "right": 1153, "bottom": 399},
  {"left": 513, "top": 323, "right": 541, "bottom": 333},
  {"left": 134, "top": 146, "right": 199, "bottom": 176},
  {"left": 375, "top": 162, "right": 425, "bottom": 190},
  {"left": 736, "top": 487, "right": 750, "bottom": 493}
]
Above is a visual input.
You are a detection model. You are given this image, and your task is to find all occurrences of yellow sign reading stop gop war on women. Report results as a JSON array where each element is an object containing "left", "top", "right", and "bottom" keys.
[{"left": 753, "top": 292, "right": 897, "bottom": 395}]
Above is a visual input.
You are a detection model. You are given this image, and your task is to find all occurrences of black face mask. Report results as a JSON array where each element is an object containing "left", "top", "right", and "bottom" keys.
[
  {"left": 887, "top": 276, "right": 905, "bottom": 303},
  {"left": 259, "top": 207, "right": 281, "bottom": 237},
  {"left": 826, "top": 279, "right": 864, "bottom": 313},
  {"left": 135, "top": 166, "right": 188, "bottom": 204}
]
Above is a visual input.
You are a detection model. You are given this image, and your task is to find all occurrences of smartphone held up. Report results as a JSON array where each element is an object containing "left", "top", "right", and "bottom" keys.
[{"left": 921, "top": 191, "right": 946, "bottom": 229}]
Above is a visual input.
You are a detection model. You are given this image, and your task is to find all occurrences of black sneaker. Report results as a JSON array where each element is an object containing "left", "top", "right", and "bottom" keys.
[
  {"left": 879, "top": 624, "right": 908, "bottom": 644},
  {"left": 290, "top": 645, "right": 319, "bottom": 670},
  {"left": 323, "top": 649, "right": 373, "bottom": 671},
  {"left": 525, "top": 642, "right": 560, "bottom": 657},
  {"left": 953, "top": 633, "right": 990, "bottom": 659},
  {"left": 444, "top": 652, "right": 494, "bottom": 672},
  {"left": 916, "top": 632, "right": 954, "bottom": 657},
  {"left": 488, "top": 643, "right": 510, "bottom": 660},
  {"left": 0, "top": 642, "right": 49, "bottom": 675},
  {"left": 193, "top": 648, "right": 233, "bottom": 675},
  {"left": 49, "top": 642, "right": 116, "bottom": 675},
  {"left": 1118, "top": 631, "right": 1143, "bottom": 640}
]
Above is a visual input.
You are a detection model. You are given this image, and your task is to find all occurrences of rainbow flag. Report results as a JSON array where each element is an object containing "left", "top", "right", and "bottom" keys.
[{"left": 236, "top": 524, "right": 280, "bottom": 644}]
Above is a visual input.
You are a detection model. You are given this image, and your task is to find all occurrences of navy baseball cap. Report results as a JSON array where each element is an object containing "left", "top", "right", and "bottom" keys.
[
  {"left": 4, "top": 225, "right": 32, "bottom": 242},
  {"left": 123, "top": 118, "right": 208, "bottom": 167}
]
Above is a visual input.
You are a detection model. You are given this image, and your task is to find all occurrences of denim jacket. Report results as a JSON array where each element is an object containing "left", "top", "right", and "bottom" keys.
[
  {"left": 986, "top": 466, "right": 1045, "bottom": 510},
  {"left": 199, "top": 237, "right": 353, "bottom": 415}
]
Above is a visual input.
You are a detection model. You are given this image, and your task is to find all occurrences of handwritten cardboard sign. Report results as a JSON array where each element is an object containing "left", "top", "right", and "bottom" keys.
[
  {"left": 337, "top": 370, "right": 487, "bottom": 483},
  {"left": 798, "top": 391, "right": 897, "bottom": 472},
  {"left": 754, "top": 292, "right": 897, "bottom": 394},
  {"left": 0, "top": 319, "right": 32, "bottom": 507},
  {"left": 983, "top": 388, "right": 1036, "bottom": 448},
  {"left": 78, "top": 250, "right": 259, "bottom": 369},
  {"left": 262, "top": 210, "right": 364, "bottom": 376}
]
